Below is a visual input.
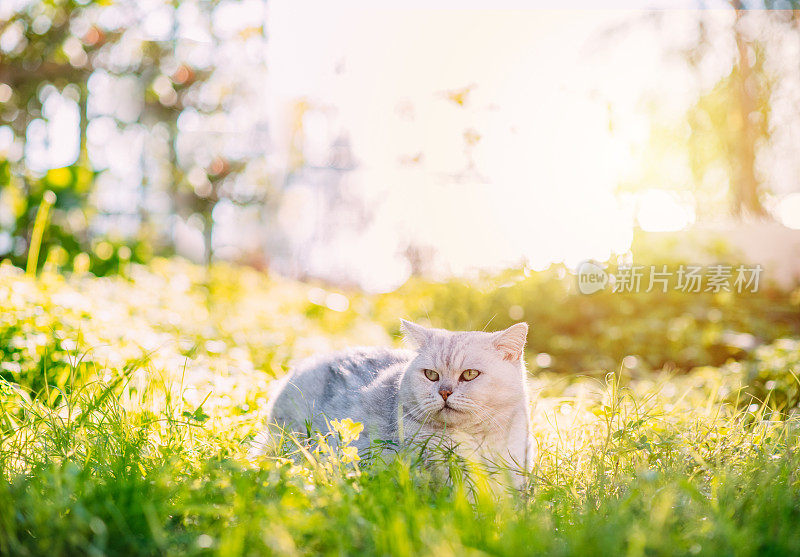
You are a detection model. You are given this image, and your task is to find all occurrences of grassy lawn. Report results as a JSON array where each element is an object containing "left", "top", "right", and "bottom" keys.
[{"left": 1, "top": 260, "right": 799, "bottom": 556}]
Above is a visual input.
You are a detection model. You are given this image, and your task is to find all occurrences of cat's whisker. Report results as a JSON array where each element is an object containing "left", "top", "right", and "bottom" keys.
[
  {"left": 394, "top": 401, "right": 430, "bottom": 426},
  {"left": 465, "top": 406, "right": 500, "bottom": 433},
  {"left": 457, "top": 399, "right": 506, "bottom": 433}
]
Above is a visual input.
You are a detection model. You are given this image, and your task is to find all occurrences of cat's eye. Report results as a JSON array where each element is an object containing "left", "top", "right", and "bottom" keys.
[
  {"left": 460, "top": 369, "right": 480, "bottom": 381},
  {"left": 423, "top": 369, "right": 439, "bottom": 381}
]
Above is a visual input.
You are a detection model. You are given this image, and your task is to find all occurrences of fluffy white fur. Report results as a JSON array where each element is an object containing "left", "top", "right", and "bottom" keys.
[{"left": 257, "top": 320, "right": 534, "bottom": 489}]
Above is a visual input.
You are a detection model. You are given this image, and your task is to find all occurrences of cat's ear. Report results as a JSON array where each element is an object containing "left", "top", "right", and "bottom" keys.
[
  {"left": 400, "top": 319, "right": 433, "bottom": 348},
  {"left": 492, "top": 322, "right": 528, "bottom": 362}
]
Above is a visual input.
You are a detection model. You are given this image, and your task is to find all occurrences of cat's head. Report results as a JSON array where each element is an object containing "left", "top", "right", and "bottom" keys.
[{"left": 398, "top": 320, "right": 529, "bottom": 429}]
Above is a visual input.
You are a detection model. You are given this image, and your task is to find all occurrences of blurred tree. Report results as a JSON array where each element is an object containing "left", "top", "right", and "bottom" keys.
[
  {"left": 0, "top": 0, "right": 104, "bottom": 271},
  {"left": 0, "top": 0, "right": 271, "bottom": 272},
  {"left": 730, "top": 3, "right": 764, "bottom": 216},
  {"left": 615, "top": 3, "right": 800, "bottom": 220},
  {"left": 684, "top": 2, "right": 776, "bottom": 218}
]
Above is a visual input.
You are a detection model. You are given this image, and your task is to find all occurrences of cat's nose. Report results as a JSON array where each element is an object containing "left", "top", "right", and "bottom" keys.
[{"left": 439, "top": 389, "right": 452, "bottom": 401}]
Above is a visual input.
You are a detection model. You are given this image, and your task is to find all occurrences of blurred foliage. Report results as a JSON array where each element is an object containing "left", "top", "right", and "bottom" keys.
[
  {"left": 376, "top": 236, "right": 800, "bottom": 380},
  {"left": 0, "top": 0, "right": 270, "bottom": 273},
  {"left": 617, "top": 6, "right": 800, "bottom": 218},
  {"left": 739, "top": 338, "right": 800, "bottom": 409},
  {"left": 1, "top": 245, "right": 799, "bottom": 411},
  {"left": 684, "top": 8, "right": 774, "bottom": 217},
  {"left": 379, "top": 268, "right": 798, "bottom": 375},
  {"left": 685, "top": 39, "right": 771, "bottom": 217}
]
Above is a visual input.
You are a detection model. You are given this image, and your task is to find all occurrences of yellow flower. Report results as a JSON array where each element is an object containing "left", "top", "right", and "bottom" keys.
[
  {"left": 340, "top": 445, "right": 360, "bottom": 463},
  {"left": 331, "top": 418, "right": 363, "bottom": 445}
]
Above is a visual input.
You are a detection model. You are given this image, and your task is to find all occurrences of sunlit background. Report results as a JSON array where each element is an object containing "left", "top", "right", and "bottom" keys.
[
  {"left": 3, "top": 0, "right": 800, "bottom": 291},
  {"left": 5, "top": 7, "right": 800, "bottom": 552}
]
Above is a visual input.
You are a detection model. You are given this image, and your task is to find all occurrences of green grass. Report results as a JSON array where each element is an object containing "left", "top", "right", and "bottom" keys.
[
  {"left": 1, "top": 260, "right": 799, "bottom": 556},
  {"left": 2, "top": 370, "right": 799, "bottom": 556}
]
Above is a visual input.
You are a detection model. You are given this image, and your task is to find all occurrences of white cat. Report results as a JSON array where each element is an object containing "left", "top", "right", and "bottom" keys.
[{"left": 255, "top": 320, "right": 534, "bottom": 490}]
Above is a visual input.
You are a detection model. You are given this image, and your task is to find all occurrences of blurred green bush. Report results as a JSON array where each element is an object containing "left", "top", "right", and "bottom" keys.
[
  {"left": 377, "top": 264, "right": 799, "bottom": 375},
  {"left": 737, "top": 338, "right": 800, "bottom": 409}
]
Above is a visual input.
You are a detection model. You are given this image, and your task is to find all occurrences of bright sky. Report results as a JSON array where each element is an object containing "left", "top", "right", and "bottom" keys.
[{"left": 265, "top": 3, "right": 717, "bottom": 289}]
